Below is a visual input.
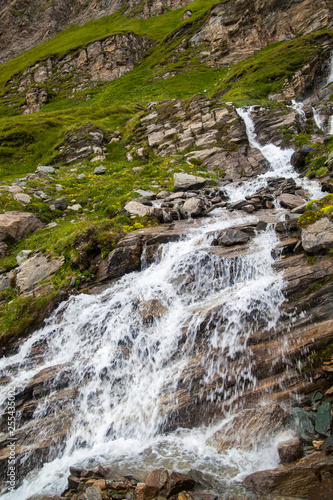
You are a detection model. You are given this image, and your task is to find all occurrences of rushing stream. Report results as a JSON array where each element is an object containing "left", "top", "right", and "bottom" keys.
[{"left": 0, "top": 108, "right": 324, "bottom": 499}]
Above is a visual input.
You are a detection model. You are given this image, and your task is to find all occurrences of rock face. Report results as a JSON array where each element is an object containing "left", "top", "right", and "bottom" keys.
[
  {"left": 52, "top": 124, "right": 105, "bottom": 164},
  {"left": 301, "top": 217, "right": 333, "bottom": 254},
  {"left": 206, "top": 404, "right": 288, "bottom": 452},
  {"left": 15, "top": 252, "right": 65, "bottom": 293},
  {"left": 189, "top": 0, "right": 333, "bottom": 68}
]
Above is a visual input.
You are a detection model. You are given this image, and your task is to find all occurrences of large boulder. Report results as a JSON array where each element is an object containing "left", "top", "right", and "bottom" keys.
[
  {"left": 182, "top": 197, "right": 205, "bottom": 217},
  {"left": 173, "top": 173, "right": 207, "bottom": 192},
  {"left": 0, "top": 211, "right": 44, "bottom": 242},
  {"left": 243, "top": 452, "right": 333, "bottom": 498},
  {"left": 301, "top": 217, "right": 333, "bottom": 254}
]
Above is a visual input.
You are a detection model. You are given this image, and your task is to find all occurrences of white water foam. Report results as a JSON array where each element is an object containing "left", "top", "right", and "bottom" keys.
[{"left": 223, "top": 107, "right": 324, "bottom": 202}]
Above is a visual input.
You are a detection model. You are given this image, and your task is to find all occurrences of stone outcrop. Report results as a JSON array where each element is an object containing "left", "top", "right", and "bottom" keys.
[
  {"left": 0, "top": 0, "right": 189, "bottom": 65},
  {"left": 188, "top": 0, "right": 333, "bottom": 68},
  {"left": 52, "top": 124, "right": 105, "bottom": 164},
  {"left": 138, "top": 97, "right": 247, "bottom": 158},
  {"left": 14, "top": 33, "right": 154, "bottom": 113},
  {"left": 15, "top": 252, "right": 65, "bottom": 293}
]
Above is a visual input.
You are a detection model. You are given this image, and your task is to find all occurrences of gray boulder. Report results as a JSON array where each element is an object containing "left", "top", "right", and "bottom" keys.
[
  {"left": 174, "top": 173, "right": 207, "bottom": 192},
  {"left": 301, "top": 217, "right": 333, "bottom": 254},
  {"left": 182, "top": 197, "right": 205, "bottom": 217}
]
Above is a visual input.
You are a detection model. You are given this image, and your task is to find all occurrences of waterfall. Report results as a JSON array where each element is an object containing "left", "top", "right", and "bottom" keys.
[
  {"left": 0, "top": 108, "right": 324, "bottom": 500},
  {"left": 223, "top": 107, "right": 323, "bottom": 202},
  {"left": 328, "top": 51, "right": 333, "bottom": 85},
  {"left": 312, "top": 106, "right": 325, "bottom": 131}
]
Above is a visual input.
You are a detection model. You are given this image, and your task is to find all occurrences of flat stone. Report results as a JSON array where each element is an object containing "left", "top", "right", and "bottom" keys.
[
  {"left": 36, "top": 166, "right": 55, "bottom": 174},
  {"left": 13, "top": 193, "right": 31, "bottom": 204},
  {"left": 8, "top": 185, "right": 24, "bottom": 193},
  {"left": 68, "top": 204, "right": 82, "bottom": 211},
  {"left": 174, "top": 173, "right": 207, "bottom": 192},
  {"left": 124, "top": 201, "right": 151, "bottom": 217},
  {"left": 16, "top": 252, "right": 65, "bottom": 292},
  {"left": 308, "top": 477, "right": 333, "bottom": 500},
  {"left": 277, "top": 193, "right": 305, "bottom": 209},
  {"left": 301, "top": 217, "right": 333, "bottom": 254}
]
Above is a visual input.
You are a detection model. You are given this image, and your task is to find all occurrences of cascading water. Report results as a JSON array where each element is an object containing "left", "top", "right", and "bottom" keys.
[
  {"left": 0, "top": 107, "right": 324, "bottom": 499},
  {"left": 223, "top": 107, "right": 323, "bottom": 202}
]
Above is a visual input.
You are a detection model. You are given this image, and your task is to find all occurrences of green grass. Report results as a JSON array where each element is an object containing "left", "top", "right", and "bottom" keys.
[{"left": 0, "top": 0, "right": 225, "bottom": 96}]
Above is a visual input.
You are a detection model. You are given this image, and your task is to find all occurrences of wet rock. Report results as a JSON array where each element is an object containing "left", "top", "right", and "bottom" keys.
[
  {"left": 322, "top": 435, "right": 333, "bottom": 455},
  {"left": 81, "top": 486, "right": 103, "bottom": 499},
  {"left": 315, "top": 400, "right": 332, "bottom": 436},
  {"left": 207, "top": 404, "right": 288, "bottom": 452},
  {"left": 182, "top": 197, "right": 205, "bottom": 217},
  {"left": 174, "top": 173, "right": 207, "bottom": 192},
  {"left": 166, "top": 472, "right": 195, "bottom": 497},
  {"left": 139, "top": 299, "right": 167, "bottom": 322},
  {"left": 212, "top": 228, "right": 250, "bottom": 247},
  {"left": 278, "top": 437, "right": 304, "bottom": 464},
  {"left": 0, "top": 211, "right": 44, "bottom": 242},
  {"left": 292, "top": 408, "right": 316, "bottom": 443},
  {"left": 135, "top": 483, "right": 158, "bottom": 500},
  {"left": 308, "top": 477, "right": 333, "bottom": 500},
  {"left": 68, "top": 474, "right": 81, "bottom": 490},
  {"left": 291, "top": 149, "right": 311, "bottom": 170},
  {"left": 277, "top": 193, "right": 306, "bottom": 209},
  {"left": 243, "top": 452, "right": 333, "bottom": 498},
  {"left": 145, "top": 468, "right": 169, "bottom": 490},
  {"left": 16, "top": 252, "right": 65, "bottom": 292},
  {"left": 301, "top": 217, "right": 333, "bottom": 254}
]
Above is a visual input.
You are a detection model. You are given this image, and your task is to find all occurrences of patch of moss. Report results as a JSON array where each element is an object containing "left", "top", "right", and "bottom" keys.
[{"left": 298, "top": 194, "right": 333, "bottom": 228}]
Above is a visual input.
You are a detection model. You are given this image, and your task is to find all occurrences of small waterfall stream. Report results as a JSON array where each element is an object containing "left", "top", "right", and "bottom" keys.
[{"left": 0, "top": 108, "right": 324, "bottom": 499}]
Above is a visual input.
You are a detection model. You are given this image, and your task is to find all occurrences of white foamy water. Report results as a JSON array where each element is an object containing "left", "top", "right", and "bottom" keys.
[
  {"left": 223, "top": 107, "right": 323, "bottom": 202},
  {"left": 312, "top": 106, "right": 325, "bottom": 132}
]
